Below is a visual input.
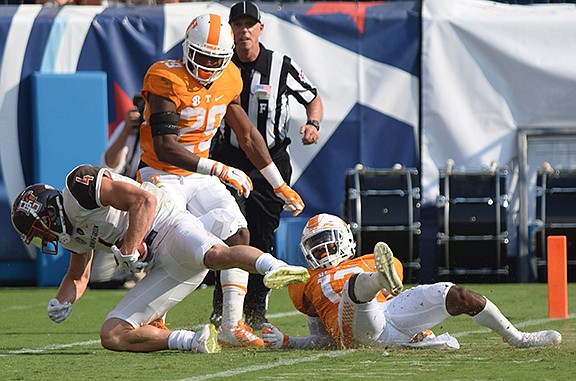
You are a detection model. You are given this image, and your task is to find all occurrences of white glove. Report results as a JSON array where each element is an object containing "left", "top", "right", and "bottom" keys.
[
  {"left": 262, "top": 323, "right": 289, "bottom": 349},
  {"left": 47, "top": 298, "right": 72, "bottom": 323},
  {"left": 112, "top": 245, "right": 147, "bottom": 274}
]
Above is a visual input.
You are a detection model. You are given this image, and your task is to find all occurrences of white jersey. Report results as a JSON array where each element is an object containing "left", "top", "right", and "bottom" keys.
[
  {"left": 61, "top": 164, "right": 181, "bottom": 254},
  {"left": 59, "top": 164, "right": 225, "bottom": 328}
]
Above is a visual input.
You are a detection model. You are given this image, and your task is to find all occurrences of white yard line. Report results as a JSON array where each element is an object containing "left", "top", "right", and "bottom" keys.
[
  {"left": 175, "top": 351, "right": 354, "bottom": 381},
  {"left": 0, "top": 340, "right": 100, "bottom": 356}
]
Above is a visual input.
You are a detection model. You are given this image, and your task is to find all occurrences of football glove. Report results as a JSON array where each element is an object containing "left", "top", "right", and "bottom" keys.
[
  {"left": 274, "top": 183, "right": 304, "bottom": 216},
  {"left": 262, "top": 323, "right": 289, "bottom": 349},
  {"left": 210, "top": 161, "right": 253, "bottom": 198},
  {"left": 112, "top": 245, "right": 147, "bottom": 275},
  {"left": 47, "top": 298, "right": 72, "bottom": 323}
]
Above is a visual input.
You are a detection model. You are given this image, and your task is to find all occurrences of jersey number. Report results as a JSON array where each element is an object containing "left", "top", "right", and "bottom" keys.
[{"left": 318, "top": 267, "right": 364, "bottom": 303}]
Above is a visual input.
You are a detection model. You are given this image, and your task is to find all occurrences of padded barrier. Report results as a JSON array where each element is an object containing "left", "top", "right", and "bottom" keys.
[
  {"left": 274, "top": 217, "right": 309, "bottom": 267},
  {"left": 32, "top": 72, "right": 108, "bottom": 286}
]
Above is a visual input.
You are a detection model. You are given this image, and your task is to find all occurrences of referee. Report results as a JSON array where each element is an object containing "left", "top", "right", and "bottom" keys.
[{"left": 210, "top": 1, "right": 323, "bottom": 330}]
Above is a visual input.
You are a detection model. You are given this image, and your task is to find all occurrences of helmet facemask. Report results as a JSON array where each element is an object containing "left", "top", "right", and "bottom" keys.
[
  {"left": 182, "top": 13, "right": 234, "bottom": 86},
  {"left": 12, "top": 185, "right": 70, "bottom": 255}
]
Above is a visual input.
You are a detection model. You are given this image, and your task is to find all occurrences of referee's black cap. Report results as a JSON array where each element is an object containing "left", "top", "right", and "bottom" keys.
[{"left": 229, "top": 1, "right": 261, "bottom": 23}]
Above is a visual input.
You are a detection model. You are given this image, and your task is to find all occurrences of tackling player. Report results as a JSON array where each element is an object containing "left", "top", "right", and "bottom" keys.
[
  {"left": 137, "top": 13, "right": 304, "bottom": 347},
  {"left": 261, "top": 214, "right": 562, "bottom": 350},
  {"left": 10, "top": 164, "right": 309, "bottom": 353}
]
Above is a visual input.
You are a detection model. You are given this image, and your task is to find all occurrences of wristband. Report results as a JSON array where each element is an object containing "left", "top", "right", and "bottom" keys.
[
  {"left": 283, "top": 334, "right": 290, "bottom": 348},
  {"left": 260, "top": 162, "right": 284, "bottom": 189},
  {"left": 197, "top": 157, "right": 217, "bottom": 175},
  {"left": 306, "top": 119, "right": 320, "bottom": 131}
]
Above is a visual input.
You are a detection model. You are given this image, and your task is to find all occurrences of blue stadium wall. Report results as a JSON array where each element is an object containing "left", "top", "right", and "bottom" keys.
[
  {"left": 2, "top": 1, "right": 575, "bottom": 285},
  {"left": 0, "top": 2, "right": 420, "bottom": 285}
]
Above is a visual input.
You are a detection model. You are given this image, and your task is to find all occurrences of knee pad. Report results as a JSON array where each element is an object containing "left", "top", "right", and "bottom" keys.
[{"left": 198, "top": 209, "right": 240, "bottom": 240}]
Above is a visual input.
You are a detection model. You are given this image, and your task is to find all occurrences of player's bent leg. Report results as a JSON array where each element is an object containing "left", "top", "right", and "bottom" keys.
[
  {"left": 204, "top": 246, "right": 309, "bottom": 289},
  {"left": 445, "top": 285, "right": 486, "bottom": 316},
  {"left": 100, "top": 318, "right": 172, "bottom": 352},
  {"left": 380, "top": 283, "right": 454, "bottom": 347},
  {"left": 465, "top": 290, "right": 562, "bottom": 348},
  {"left": 339, "top": 281, "right": 386, "bottom": 348}
]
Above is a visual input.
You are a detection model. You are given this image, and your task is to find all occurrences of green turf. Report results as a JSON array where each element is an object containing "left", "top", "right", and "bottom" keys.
[{"left": 1, "top": 283, "right": 574, "bottom": 381}]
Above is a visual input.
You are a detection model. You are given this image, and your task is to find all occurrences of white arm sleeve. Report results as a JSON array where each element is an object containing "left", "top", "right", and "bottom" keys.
[{"left": 287, "top": 316, "right": 337, "bottom": 349}]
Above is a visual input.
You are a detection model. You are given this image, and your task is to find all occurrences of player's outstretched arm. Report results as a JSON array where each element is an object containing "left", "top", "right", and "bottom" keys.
[{"left": 262, "top": 318, "right": 335, "bottom": 350}]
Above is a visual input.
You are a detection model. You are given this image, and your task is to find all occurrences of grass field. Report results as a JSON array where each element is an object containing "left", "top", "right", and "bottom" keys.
[{"left": 1, "top": 283, "right": 575, "bottom": 381}]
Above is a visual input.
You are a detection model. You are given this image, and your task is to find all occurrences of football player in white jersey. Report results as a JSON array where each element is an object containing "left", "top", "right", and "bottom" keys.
[
  {"left": 11, "top": 164, "right": 309, "bottom": 353},
  {"left": 261, "top": 214, "right": 562, "bottom": 350}
]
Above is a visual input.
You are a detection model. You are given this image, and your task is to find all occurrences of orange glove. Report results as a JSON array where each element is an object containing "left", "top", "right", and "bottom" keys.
[
  {"left": 274, "top": 183, "right": 304, "bottom": 216},
  {"left": 210, "top": 161, "right": 253, "bottom": 198}
]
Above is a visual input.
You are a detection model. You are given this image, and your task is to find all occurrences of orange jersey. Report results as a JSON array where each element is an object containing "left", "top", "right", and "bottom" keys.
[
  {"left": 288, "top": 254, "right": 404, "bottom": 345},
  {"left": 140, "top": 59, "right": 242, "bottom": 176}
]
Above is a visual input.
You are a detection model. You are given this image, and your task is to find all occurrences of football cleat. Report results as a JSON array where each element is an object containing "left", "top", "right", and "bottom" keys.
[
  {"left": 504, "top": 330, "right": 562, "bottom": 348},
  {"left": 373, "top": 242, "right": 403, "bottom": 296},
  {"left": 218, "top": 320, "right": 264, "bottom": 347},
  {"left": 409, "top": 329, "right": 436, "bottom": 343},
  {"left": 149, "top": 318, "right": 168, "bottom": 330},
  {"left": 404, "top": 330, "right": 460, "bottom": 350},
  {"left": 263, "top": 266, "right": 310, "bottom": 290},
  {"left": 191, "top": 324, "right": 221, "bottom": 354}
]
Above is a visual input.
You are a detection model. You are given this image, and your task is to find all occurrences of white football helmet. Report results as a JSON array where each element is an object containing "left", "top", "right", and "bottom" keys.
[
  {"left": 182, "top": 13, "right": 234, "bottom": 85},
  {"left": 300, "top": 214, "right": 356, "bottom": 269}
]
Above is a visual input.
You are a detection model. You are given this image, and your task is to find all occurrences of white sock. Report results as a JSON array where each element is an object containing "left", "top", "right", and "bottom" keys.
[
  {"left": 168, "top": 330, "right": 195, "bottom": 351},
  {"left": 472, "top": 299, "right": 522, "bottom": 341},
  {"left": 255, "top": 253, "right": 286, "bottom": 274},
  {"left": 221, "top": 268, "right": 248, "bottom": 328},
  {"left": 352, "top": 273, "right": 385, "bottom": 302}
]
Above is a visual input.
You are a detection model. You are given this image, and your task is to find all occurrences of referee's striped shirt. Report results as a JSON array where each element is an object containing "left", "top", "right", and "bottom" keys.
[{"left": 221, "top": 43, "right": 318, "bottom": 150}]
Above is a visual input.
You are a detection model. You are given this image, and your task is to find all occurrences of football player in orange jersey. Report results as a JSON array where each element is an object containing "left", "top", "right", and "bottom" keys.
[
  {"left": 261, "top": 214, "right": 562, "bottom": 350},
  {"left": 137, "top": 13, "right": 304, "bottom": 348}
]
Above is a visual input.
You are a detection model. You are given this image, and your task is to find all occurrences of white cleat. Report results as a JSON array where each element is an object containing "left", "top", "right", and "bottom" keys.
[
  {"left": 373, "top": 242, "right": 403, "bottom": 296},
  {"left": 404, "top": 330, "right": 460, "bottom": 350},
  {"left": 263, "top": 266, "right": 310, "bottom": 290},
  {"left": 191, "top": 324, "right": 221, "bottom": 354},
  {"left": 504, "top": 330, "right": 562, "bottom": 348}
]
